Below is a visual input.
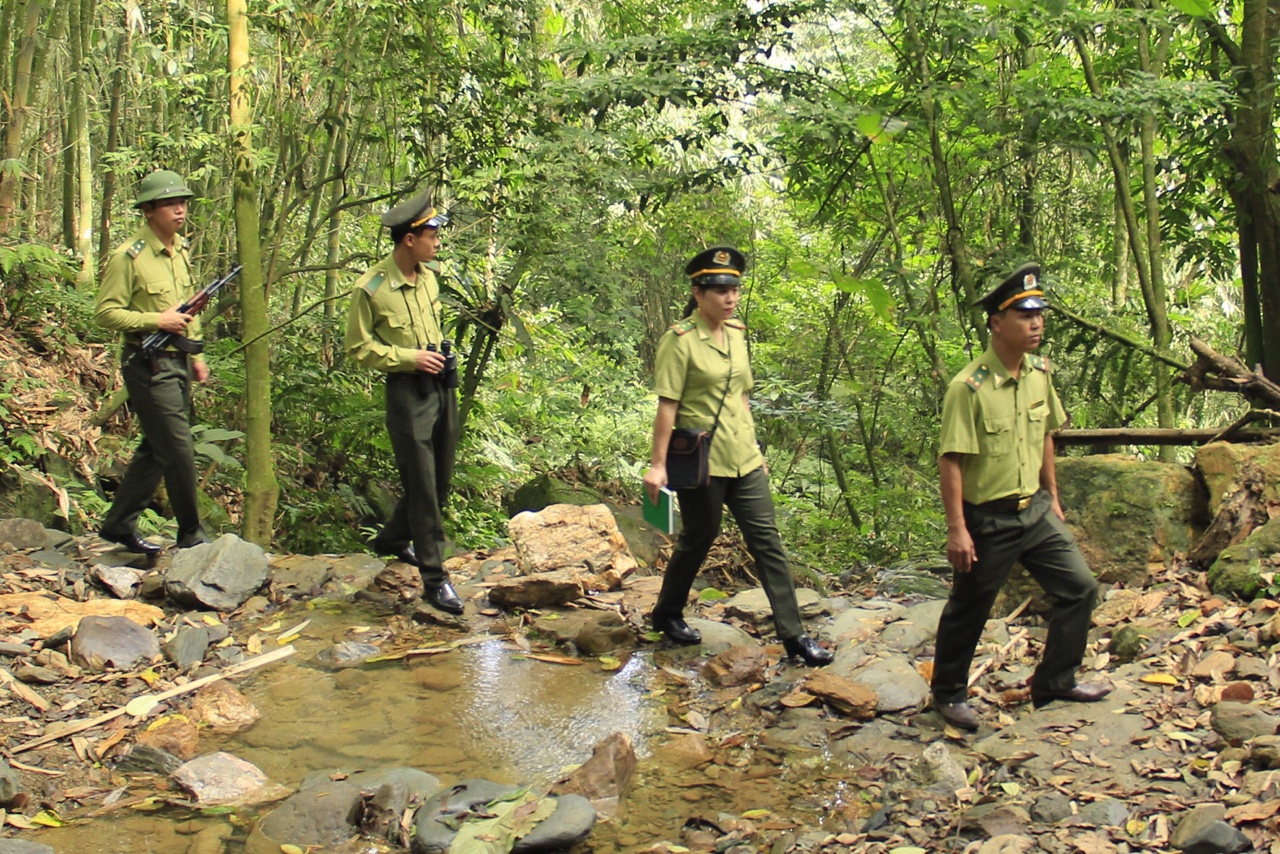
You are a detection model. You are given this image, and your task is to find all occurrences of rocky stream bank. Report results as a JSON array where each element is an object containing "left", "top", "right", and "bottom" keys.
[{"left": 0, "top": 444, "right": 1277, "bottom": 853}]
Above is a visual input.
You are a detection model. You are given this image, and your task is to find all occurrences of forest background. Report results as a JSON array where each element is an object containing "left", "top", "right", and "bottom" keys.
[{"left": 0, "top": 0, "right": 1276, "bottom": 576}]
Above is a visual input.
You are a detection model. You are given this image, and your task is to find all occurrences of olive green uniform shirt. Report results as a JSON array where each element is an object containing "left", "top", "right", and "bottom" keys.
[
  {"left": 654, "top": 313, "right": 763, "bottom": 478},
  {"left": 939, "top": 348, "right": 1067, "bottom": 504},
  {"left": 95, "top": 224, "right": 204, "bottom": 360},
  {"left": 345, "top": 254, "right": 444, "bottom": 373}
]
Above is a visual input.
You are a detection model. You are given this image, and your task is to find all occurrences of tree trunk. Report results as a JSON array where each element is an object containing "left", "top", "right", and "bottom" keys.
[
  {"left": 902, "top": 2, "right": 983, "bottom": 342},
  {"left": 1135, "top": 13, "right": 1174, "bottom": 458},
  {"left": 229, "top": 0, "right": 278, "bottom": 546},
  {"left": 0, "top": 0, "right": 44, "bottom": 229},
  {"left": 69, "top": 0, "right": 93, "bottom": 288},
  {"left": 97, "top": 31, "right": 128, "bottom": 270}
]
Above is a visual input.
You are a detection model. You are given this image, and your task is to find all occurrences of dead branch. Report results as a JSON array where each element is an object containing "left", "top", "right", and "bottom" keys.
[{"left": 1182, "top": 338, "right": 1280, "bottom": 409}]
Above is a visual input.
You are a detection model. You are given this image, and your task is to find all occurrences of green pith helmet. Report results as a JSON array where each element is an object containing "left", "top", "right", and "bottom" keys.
[{"left": 133, "top": 170, "right": 195, "bottom": 208}]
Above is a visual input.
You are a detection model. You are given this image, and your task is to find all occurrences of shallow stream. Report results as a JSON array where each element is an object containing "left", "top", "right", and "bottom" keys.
[{"left": 29, "top": 608, "right": 846, "bottom": 852}]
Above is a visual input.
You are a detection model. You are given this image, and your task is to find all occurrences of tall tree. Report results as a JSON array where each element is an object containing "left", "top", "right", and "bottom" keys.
[{"left": 229, "top": 0, "right": 278, "bottom": 544}]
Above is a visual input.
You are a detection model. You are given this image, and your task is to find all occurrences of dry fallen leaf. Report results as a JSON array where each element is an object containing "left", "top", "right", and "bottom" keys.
[{"left": 1139, "top": 673, "right": 1179, "bottom": 685}]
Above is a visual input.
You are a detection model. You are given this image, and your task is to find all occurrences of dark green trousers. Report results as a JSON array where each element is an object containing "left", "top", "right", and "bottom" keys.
[
  {"left": 653, "top": 466, "right": 805, "bottom": 641},
  {"left": 375, "top": 373, "right": 458, "bottom": 586},
  {"left": 931, "top": 489, "right": 1100, "bottom": 703},
  {"left": 101, "top": 351, "right": 205, "bottom": 545}
]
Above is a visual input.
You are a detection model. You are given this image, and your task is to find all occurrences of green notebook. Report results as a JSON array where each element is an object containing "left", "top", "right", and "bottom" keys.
[{"left": 643, "top": 486, "right": 677, "bottom": 534}]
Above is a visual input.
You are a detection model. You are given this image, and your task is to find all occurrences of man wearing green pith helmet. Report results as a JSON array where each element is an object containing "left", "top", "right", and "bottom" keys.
[{"left": 95, "top": 170, "right": 210, "bottom": 555}]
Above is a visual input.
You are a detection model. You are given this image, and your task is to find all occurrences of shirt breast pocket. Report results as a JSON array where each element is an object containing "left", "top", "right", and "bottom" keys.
[
  {"left": 382, "top": 314, "right": 412, "bottom": 344},
  {"left": 979, "top": 415, "right": 1014, "bottom": 457},
  {"left": 140, "top": 275, "right": 171, "bottom": 297},
  {"left": 1027, "top": 401, "right": 1049, "bottom": 439}
]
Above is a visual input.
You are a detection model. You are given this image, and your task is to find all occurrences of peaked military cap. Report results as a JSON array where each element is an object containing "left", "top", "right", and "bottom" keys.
[
  {"left": 381, "top": 188, "right": 448, "bottom": 230},
  {"left": 977, "top": 262, "right": 1047, "bottom": 314},
  {"left": 133, "top": 170, "right": 194, "bottom": 208},
  {"left": 685, "top": 246, "right": 746, "bottom": 287}
]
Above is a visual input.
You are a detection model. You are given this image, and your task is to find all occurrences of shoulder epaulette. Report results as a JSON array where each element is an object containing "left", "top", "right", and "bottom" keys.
[
  {"left": 362, "top": 271, "right": 387, "bottom": 295},
  {"left": 670, "top": 318, "right": 697, "bottom": 336},
  {"left": 1030, "top": 354, "right": 1050, "bottom": 373},
  {"left": 964, "top": 364, "right": 990, "bottom": 391},
  {"left": 725, "top": 318, "right": 746, "bottom": 331},
  {"left": 125, "top": 239, "right": 147, "bottom": 259}
]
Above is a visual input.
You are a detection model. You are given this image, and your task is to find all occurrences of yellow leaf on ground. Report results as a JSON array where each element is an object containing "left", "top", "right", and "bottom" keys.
[{"left": 1140, "top": 673, "right": 1179, "bottom": 685}]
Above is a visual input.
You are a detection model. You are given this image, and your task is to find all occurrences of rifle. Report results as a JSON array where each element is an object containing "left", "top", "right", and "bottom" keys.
[{"left": 137, "top": 264, "right": 243, "bottom": 358}]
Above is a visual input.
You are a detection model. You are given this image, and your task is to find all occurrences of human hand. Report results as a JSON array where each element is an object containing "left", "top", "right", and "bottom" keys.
[
  {"left": 416, "top": 349, "right": 446, "bottom": 374},
  {"left": 946, "top": 526, "right": 977, "bottom": 573},
  {"left": 157, "top": 305, "right": 194, "bottom": 334},
  {"left": 192, "top": 361, "right": 210, "bottom": 383},
  {"left": 643, "top": 464, "right": 667, "bottom": 505},
  {"left": 1050, "top": 496, "right": 1066, "bottom": 522}
]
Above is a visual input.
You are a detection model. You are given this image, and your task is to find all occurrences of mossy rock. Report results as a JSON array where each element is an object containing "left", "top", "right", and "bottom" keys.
[
  {"left": 1208, "top": 515, "right": 1280, "bottom": 600},
  {"left": 1197, "top": 441, "right": 1280, "bottom": 518},
  {"left": 0, "top": 467, "right": 61, "bottom": 528},
  {"left": 506, "top": 474, "right": 604, "bottom": 517},
  {"left": 1109, "top": 623, "right": 1158, "bottom": 663},
  {"left": 1056, "top": 454, "right": 1208, "bottom": 586}
]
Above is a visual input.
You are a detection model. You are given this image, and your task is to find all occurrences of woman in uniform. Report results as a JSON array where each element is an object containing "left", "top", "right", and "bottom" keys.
[{"left": 642, "top": 246, "right": 833, "bottom": 667}]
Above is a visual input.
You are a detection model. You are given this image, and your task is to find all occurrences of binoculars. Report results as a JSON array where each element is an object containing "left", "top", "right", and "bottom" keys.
[{"left": 428, "top": 341, "right": 460, "bottom": 390}]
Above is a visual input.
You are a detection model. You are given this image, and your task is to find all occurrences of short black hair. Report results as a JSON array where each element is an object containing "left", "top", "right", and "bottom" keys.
[{"left": 390, "top": 222, "right": 435, "bottom": 245}]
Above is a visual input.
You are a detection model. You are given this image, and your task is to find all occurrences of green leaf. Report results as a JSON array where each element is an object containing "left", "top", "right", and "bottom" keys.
[
  {"left": 1167, "top": 0, "right": 1213, "bottom": 17},
  {"left": 698, "top": 587, "right": 729, "bottom": 601},
  {"left": 1177, "top": 610, "right": 1199, "bottom": 628}
]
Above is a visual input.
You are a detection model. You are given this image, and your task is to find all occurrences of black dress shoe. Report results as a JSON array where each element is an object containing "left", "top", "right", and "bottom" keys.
[
  {"left": 423, "top": 581, "right": 464, "bottom": 615},
  {"left": 935, "top": 700, "right": 981, "bottom": 731},
  {"left": 782, "top": 635, "right": 834, "bottom": 667},
  {"left": 176, "top": 536, "right": 210, "bottom": 549},
  {"left": 1030, "top": 680, "right": 1113, "bottom": 709},
  {"left": 374, "top": 541, "right": 419, "bottom": 566},
  {"left": 653, "top": 616, "right": 701, "bottom": 645},
  {"left": 100, "top": 530, "right": 162, "bottom": 556}
]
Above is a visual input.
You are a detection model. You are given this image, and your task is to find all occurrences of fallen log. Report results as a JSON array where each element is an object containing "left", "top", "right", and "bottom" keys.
[
  {"left": 1055, "top": 427, "right": 1280, "bottom": 446},
  {"left": 8, "top": 644, "right": 294, "bottom": 755}
]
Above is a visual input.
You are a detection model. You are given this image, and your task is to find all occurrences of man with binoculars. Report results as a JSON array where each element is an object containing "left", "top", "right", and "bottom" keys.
[{"left": 345, "top": 187, "right": 464, "bottom": 615}]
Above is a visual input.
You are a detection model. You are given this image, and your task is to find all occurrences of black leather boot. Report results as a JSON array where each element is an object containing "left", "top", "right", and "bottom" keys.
[{"left": 782, "top": 635, "right": 834, "bottom": 667}]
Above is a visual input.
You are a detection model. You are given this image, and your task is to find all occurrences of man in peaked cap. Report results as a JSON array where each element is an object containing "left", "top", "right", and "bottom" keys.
[
  {"left": 930, "top": 262, "right": 1109, "bottom": 731},
  {"left": 95, "top": 169, "right": 209, "bottom": 554},
  {"left": 345, "top": 187, "right": 464, "bottom": 615}
]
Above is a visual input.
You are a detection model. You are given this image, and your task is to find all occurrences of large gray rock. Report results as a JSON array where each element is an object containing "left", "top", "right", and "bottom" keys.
[
  {"left": 70, "top": 615, "right": 160, "bottom": 671},
  {"left": 847, "top": 653, "right": 930, "bottom": 713},
  {"left": 164, "top": 534, "right": 270, "bottom": 610},
  {"left": 0, "top": 518, "right": 48, "bottom": 550},
  {"left": 1171, "top": 803, "right": 1251, "bottom": 854},
  {"left": 249, "top": 768, "right": 439, "bottom": 854},
  {"left": 1210, "top": 701, "right": 1279, "bottom": 745},
  {"left": 881, "top": 599, "right": 946, "bottom": 652},
  {"left": 723, "top": 587, "right": 827, "bottom": 624},
  {"left": 412, "top": 778, "right": 595, "bottom": 854}
]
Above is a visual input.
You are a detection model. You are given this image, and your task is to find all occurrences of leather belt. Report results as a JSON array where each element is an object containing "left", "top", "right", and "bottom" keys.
[{"left": 976, "top": 494, "right": 1035, "bottom": 513}]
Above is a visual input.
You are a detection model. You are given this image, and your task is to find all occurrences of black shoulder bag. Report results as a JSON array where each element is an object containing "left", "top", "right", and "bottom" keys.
[{"left": 666, "top": 336, "right": 733, "bottom": 491}]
